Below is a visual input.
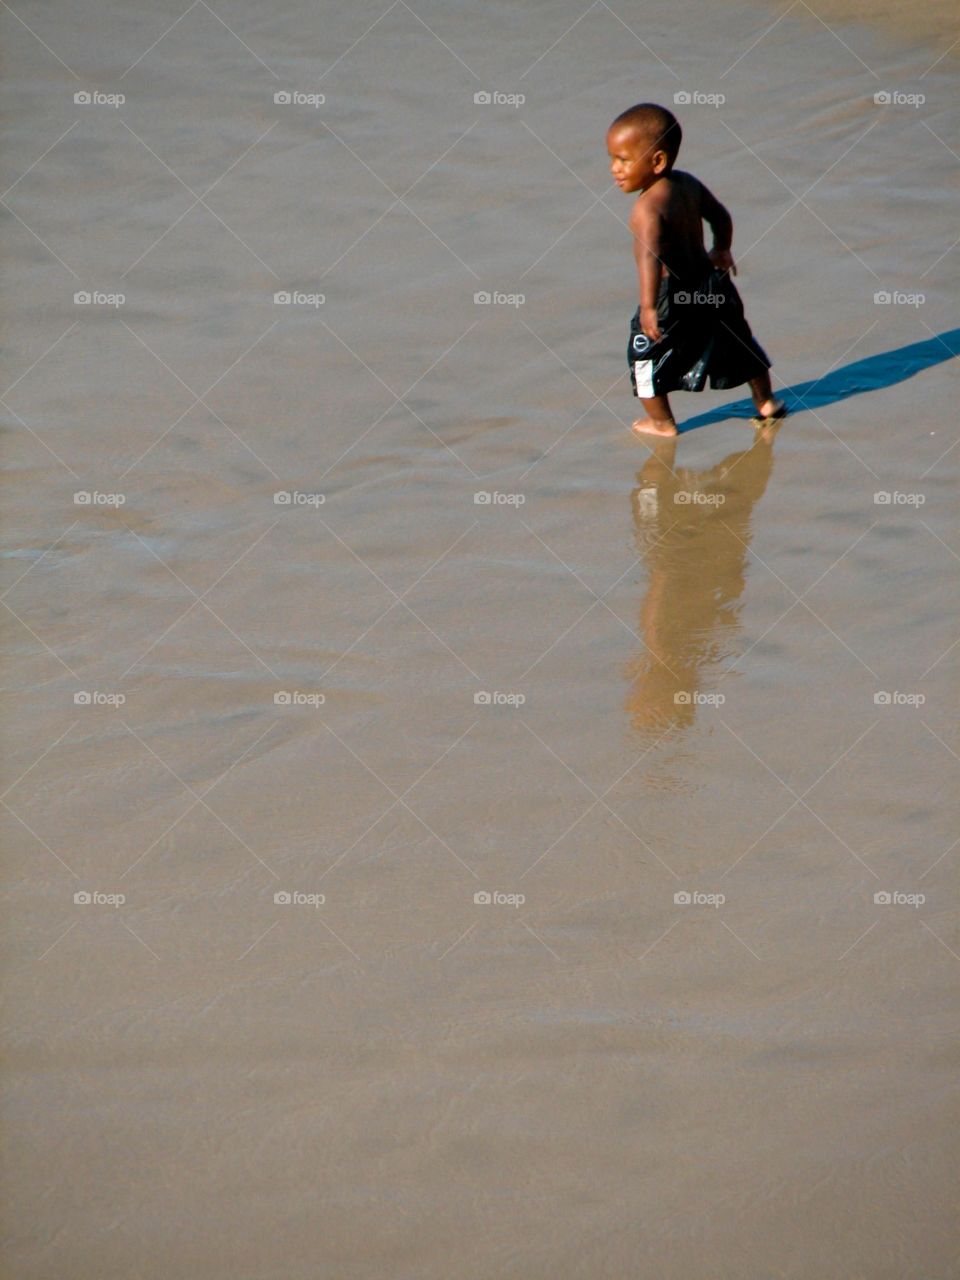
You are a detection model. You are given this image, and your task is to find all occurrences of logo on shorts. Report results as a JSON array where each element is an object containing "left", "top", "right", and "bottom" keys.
[{"left": 631, "top": 333, "right": 652, "bottom": 356}]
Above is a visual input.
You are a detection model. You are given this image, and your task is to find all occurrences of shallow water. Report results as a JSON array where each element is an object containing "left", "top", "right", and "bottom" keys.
[{"left": 2, "top": 1, "right": 958, "bottom": 1276}]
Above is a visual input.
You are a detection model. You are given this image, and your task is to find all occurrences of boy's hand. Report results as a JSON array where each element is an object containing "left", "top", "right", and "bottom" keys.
[
  {"left": 641, "top": 305, "right": 662, "bottom": 342},
  {"left": 709, "top": 248, "right": 737, "bottom": 275}
]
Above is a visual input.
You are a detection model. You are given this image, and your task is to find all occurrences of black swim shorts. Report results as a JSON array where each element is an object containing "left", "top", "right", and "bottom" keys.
[{"left": 628, "top": 269, "right": 771, "bottom": 398}]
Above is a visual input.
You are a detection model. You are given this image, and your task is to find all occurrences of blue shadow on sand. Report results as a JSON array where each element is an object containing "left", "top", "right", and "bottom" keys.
[{"left": 678, "top": 328, "right": 960, "bottom": 433}]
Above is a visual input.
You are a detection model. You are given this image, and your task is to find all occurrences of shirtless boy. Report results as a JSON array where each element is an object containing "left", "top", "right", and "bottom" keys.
[{"left": 607, "top": 102, "right": 786, "bottom": 437}]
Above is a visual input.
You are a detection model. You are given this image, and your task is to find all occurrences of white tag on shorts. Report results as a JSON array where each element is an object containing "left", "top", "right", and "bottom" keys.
[{"left": 634, "top": 359, "right": 654, "bottom": 397}]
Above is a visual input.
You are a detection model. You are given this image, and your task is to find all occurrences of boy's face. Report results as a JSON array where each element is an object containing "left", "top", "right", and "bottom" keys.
[{"left": 607, "top": 124, "right": 668, "bottom": 192}]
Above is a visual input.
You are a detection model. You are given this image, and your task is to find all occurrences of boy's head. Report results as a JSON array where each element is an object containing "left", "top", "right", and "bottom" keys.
[{"left": 606, "top": 103, "right": 682, "bottom": 192}]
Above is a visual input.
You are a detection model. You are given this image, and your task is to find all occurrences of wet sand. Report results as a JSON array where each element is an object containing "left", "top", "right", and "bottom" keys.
[
  {"left": 776, "top": 0, "right": 959, "bottom": 47},
  {"left": 2, "top": 1, "right": 958, "bottom": 1277}
]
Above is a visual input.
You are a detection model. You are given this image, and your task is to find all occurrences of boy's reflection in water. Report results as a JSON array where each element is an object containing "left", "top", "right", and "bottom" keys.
[{"left": 625, "top": 423, "right": 780, "bottom": 737}]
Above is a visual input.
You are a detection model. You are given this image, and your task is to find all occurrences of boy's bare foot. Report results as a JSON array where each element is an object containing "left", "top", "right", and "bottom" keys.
[
  {"left": 750, "top": 398, "right": 787, "bottom": 427},
  {"left": 632, "top": 417, "right": 678, "bottom": 438},
  {"left": 747, "top": 376, "right": 786, "bottom": 425}
]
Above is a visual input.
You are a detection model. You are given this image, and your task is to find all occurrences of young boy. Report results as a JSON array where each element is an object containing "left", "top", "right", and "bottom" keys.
[{"left": 607, "top": 102, "right": 785, "bottom": 437}]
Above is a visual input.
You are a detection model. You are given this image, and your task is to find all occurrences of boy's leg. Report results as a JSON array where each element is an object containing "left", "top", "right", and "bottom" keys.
[
  {"left": 748, "top": 372, "right": 783, "bottom": 420},
  {"left": 632, "top": 393, "right": 677, "bottom": 438}
]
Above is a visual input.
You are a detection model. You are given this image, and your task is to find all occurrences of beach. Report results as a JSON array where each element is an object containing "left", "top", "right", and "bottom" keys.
[{"left": 2, "top": 0, "right": 958, "bottom": 1276}]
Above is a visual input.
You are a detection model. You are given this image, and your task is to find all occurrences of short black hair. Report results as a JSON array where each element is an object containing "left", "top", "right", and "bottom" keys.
[{"left": 610, "top": 103, "right": 682, "bottom": 168}]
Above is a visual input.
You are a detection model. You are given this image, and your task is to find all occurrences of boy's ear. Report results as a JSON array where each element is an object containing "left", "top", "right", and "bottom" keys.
[{"left": 651, "top": 149, "right": 669, "bottom": 174}]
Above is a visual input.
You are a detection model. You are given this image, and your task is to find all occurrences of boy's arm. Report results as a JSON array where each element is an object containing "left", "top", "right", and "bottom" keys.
[
  {"left": 630, "top": 198, "right": 665, "bottom": 341},
  {"left": 697, "top": 179, "right": 736, "bottom": 274}
]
